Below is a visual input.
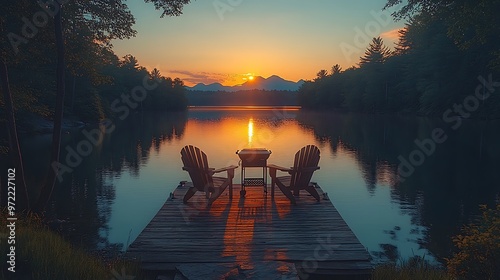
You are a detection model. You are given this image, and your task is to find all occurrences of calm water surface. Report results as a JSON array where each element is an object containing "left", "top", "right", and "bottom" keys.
[{"left": 10, "top": 108, "right": 500, "bottom": 264}]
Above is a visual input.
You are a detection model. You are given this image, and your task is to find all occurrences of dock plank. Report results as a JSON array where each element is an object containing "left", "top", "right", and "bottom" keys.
[{"left": 127, "top": 184, "right": 372, "bottom": 279}]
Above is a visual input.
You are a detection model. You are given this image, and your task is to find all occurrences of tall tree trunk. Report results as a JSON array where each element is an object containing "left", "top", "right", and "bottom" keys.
[
  {"left": 0, "top": 60, "right": 30, "bottom": 210},
  {"left": 34, "top": 8, "right": 66, "bottom": 213},
  {"left": 70, "top": 75, "right": 76, "bottom": 112}
]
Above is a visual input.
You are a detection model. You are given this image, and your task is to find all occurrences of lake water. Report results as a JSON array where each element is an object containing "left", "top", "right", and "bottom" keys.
[{"left": 9, "top": 107, "right": 500, "bottom": 264}]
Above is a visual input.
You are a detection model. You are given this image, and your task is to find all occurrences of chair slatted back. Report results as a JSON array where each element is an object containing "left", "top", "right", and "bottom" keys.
[
  {"left": 290, "top": 145, "right": 320, "bottom": 190},
  {"left": 181, "top": 145, "right": 213, "bottom": 191}
]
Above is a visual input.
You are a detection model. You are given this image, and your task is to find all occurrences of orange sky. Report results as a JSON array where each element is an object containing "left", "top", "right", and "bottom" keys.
[{"left": 112, "top": 1, "right": 404, "bottom": 86}]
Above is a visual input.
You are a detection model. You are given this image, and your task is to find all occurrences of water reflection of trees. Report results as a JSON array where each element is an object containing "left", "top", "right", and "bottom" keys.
[
  {"left": 297, "top": 111, "right": 500, "bottom": 261},
  {"left": 10, "top": 112, "right": 187, "bottom": 253},
  {"left": 97, "top": 112, "right": 187, "bottom": 176}
]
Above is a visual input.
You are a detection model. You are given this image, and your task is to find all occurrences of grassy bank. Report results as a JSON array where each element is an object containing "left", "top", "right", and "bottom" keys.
[
  {"left": 372, "top": 257, "right": 451, "bottom": 280},
  {"left": 0, "top": 211, "right": 141, "bottom": 280}
]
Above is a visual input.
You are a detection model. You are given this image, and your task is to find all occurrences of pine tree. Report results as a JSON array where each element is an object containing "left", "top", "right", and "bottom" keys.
[
  {"left": 315, "top": 69, "right": 329, "bottom": 81},
  {"left": 359, "top": 37, "right": 391, "bottom": 66},
  {"left": 151, "top": 68, "right": 162, "bottom": 80},
  {"left": 331, "top": 64, "right": 342, "bottom": 75}
]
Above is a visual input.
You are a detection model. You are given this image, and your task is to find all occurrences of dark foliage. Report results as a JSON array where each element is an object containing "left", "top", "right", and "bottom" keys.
[{"left": 299, "top": 2, "right": 500, "bottom": 118}]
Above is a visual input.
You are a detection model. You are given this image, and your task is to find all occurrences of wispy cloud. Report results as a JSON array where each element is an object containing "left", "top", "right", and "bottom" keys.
[
  {"left": 168, "top": 70, "right": 244, "bottom": 86},
  {"left": 381, "top": 28, "right": 403, "bottom": 41}
]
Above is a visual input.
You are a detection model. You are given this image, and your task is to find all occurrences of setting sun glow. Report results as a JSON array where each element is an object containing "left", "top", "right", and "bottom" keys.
[
  {"left": 243, "top": 73, "right": 255, "bottom": 82},
  {"left": 248, "top": 118, "right": 254, "bottom": 146}
]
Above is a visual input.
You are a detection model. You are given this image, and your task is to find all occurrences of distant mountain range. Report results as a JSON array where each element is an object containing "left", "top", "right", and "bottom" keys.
[{"left": 187, "top": 75, "right": 305, "bottom": 92}]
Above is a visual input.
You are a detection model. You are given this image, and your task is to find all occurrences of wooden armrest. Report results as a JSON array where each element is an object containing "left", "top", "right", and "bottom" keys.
[
  {"left": 297, "top": 166, "right": 320, "bottom": 172},
  {"left": 268, "top": 165, "right": 319, "bottom": 176},
  {"left": 212, "top": 165, "right": 238, "bottom": 174},
  {"left": 182, "top": 167, "right": 215, "bottom": 172},
  {"left": 267, "top": 164, "right": 293, "bottom": 172}
]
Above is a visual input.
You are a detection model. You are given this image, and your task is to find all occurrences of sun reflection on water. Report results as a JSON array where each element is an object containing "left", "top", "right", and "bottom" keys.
[{"left": 248, "top": 118, "right": 254, "bottom": 147}]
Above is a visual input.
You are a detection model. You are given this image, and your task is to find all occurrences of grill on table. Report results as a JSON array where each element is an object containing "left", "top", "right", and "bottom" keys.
[{"left": 236, "top": 148, "right": 272, "bottom": 196}]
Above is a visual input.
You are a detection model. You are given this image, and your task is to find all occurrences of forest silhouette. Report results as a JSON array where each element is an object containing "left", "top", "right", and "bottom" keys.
[
  {"left": 1, "top": 0, "right": 500, "bottom": 211},
  {"left": 299, "top": 1, "right": 500, "bottom": 118},
  {"left": 0, "top": 0, "right": 191, "bottom": 212}
]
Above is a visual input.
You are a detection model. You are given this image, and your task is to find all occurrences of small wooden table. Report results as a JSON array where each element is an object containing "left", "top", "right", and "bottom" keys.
[{"left": 236, "top": 148, "right": 272, "bottom": 197}]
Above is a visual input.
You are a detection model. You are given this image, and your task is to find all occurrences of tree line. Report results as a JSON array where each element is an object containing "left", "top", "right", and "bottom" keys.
[
  {"left": 187, "top": 90, "right": 298, "bottom": 106},
  {"left": 0, "top": 0, "right": 191, "bottom": 212},
  {"left": 299, "top": 0, "right": 500, "bottom": 118}
]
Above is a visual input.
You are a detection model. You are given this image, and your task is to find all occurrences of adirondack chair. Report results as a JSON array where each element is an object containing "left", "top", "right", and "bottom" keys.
[
  {"left": 268, "top": 145, "right": 321, "bottom": 204},
  {"left": 181, "top": 145, "right": 238, "bottom": 205}
]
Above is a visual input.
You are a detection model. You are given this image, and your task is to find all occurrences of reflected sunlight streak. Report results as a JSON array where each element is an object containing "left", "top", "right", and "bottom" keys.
[{"left": 248, "top": 118, "right": 254, "bottom": 147}]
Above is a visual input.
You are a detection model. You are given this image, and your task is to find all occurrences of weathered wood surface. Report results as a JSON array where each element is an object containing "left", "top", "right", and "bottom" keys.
[
  {"left": 127, "top": 184, "right": 372, "bottom": 278},
  {"left": 175, "top": 262, "right": 298, "bottom": 280}
]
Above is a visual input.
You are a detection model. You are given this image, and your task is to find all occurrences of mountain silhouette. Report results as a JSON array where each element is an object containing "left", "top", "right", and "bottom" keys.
[{"left": 188, "top": 75, "right": 304, "bottom": 92}]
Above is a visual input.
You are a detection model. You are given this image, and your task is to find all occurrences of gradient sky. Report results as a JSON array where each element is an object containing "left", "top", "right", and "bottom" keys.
[{"left": 112, "top": 1, "right": 405, "bottom": 86}]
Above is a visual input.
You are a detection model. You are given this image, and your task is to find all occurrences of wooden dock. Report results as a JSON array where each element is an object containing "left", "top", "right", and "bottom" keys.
[{"left": 127, "top": 183, "right": 372, "bottom": 279}]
